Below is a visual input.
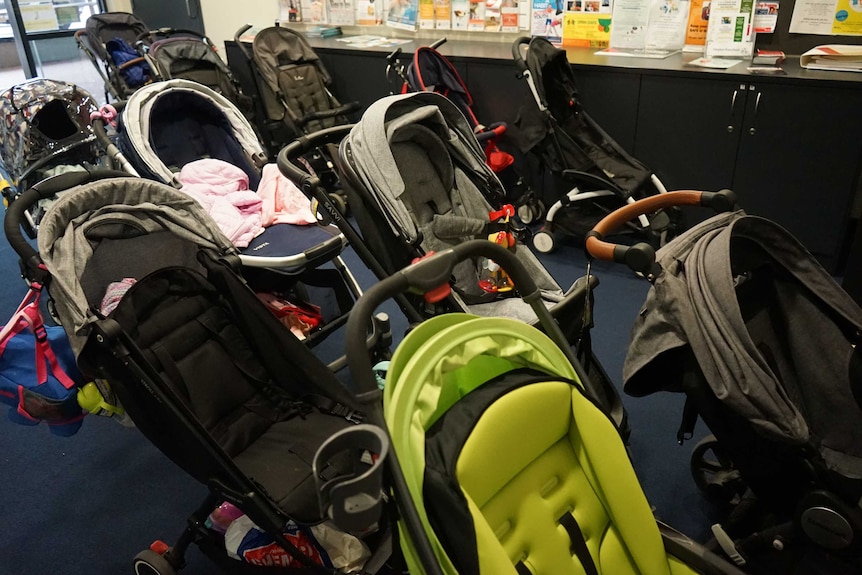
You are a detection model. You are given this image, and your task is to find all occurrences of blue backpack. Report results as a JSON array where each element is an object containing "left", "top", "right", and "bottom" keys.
[{"left": 0, "top": 283, "right": 84, "bottom": 436}]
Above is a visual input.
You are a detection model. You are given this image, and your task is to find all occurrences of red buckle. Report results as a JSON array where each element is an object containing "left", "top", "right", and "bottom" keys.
[
  {"left": 149, "top": 540, "right": 170, "bottom": 555},
  {"left": 411, "top": 252, "right": 452, "bottom": 303}
]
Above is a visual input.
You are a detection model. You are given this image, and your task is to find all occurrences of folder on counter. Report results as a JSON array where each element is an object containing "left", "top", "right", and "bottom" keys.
[{"left": 800, "top": 45, "right": 862, "bottom": 72}]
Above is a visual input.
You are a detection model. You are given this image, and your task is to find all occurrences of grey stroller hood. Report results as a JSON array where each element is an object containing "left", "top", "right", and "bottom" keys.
[
  {"left": 346, "top": 91, "right": 503, "bottom": 245},
  {"left": 37, "top": 177, "right": 237, "bottom": 357},
  {"left": 624, "top": 211, "right": 862, "bottom": 474}
]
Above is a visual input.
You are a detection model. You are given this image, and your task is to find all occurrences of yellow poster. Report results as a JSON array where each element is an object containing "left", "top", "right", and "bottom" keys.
[
  {"left": 832, "top": 0, "right": 862, "bottom": 34},
  {"left": 420, "top": 0, "right": 436, "bottom": 27},
  {"left": 562, "top": 13, "right": 612, "bottom": 47},
  {"left": 685, "top": 0, "right": 709, "bottom": 47},
  {"left": 19, "top": 2, "right": 59, "bottom": 33}
]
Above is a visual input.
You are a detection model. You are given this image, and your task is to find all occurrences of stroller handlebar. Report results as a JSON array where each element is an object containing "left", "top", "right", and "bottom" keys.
[
  {"left": 512, "top": 36, "right": 531, "bottom": 72},
  {"left": 4, "top": 170, "right": 134, "bottom": 280},
  {"left": 585, "top": 189, "right": 737, "bottom": 277},
  {"left": 233, "top": 24, "right": 255, "bottom": 61},
  {"left": 276, "top": 125, "right": 354, "bottom": 189},
  {"left": 429, "top": 37, "right": 447, "bottom": 50},
  {"left": 347, "top": 240, "right": 561, "bottom": 398}
]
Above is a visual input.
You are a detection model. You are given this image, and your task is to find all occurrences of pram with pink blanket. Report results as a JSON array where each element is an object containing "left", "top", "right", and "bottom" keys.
[{"left": 115, "top": 79, "right": 367, "bottom": 355}]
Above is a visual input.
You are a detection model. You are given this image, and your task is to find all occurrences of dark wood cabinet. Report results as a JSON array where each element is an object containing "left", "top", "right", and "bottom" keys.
[{"left": 634, "top": 74, "right": 862, "bottom": 269}]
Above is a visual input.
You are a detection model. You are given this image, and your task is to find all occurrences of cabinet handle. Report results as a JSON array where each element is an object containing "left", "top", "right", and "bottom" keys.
[
  {"left": 749, "top": 91, "right": 762, "bottom": 135},
  {"left": 727, "top": 89, "right": 739, "bottom": 133}
]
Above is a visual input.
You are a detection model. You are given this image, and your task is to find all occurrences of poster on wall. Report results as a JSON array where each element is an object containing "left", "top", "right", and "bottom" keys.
[
  {"left": 420, "top": 0, "right": 436, "bottom": 27},
  {"left": 436, "top": 0, "right": 453, "bottom": 28},
  {"left": 452, "top": 0, "right": 471, "bottom": 27},
  {"left": 531, "top": 0, "right": 565, "bottom": 42},
  {"left": 486, "top": 0, "right": 503, "bottom": 30},
  {"left": 388, "top": 0, "right": 420, "bottom": 29},
  {"left": 704, "top": 0, "right": 756, "bottom": 58},
  {"left": 468, "top": 0, "right": 487, "bottom": 30},
  {"left": 684, "top": 0, "right": 709, "bottom": 50},
  {"left": 19, "top": 1, "right": 60, "bottom": 32},
  {"left": 327, "top": 0, "right": 356, "bottom": 24},
  {"left": 357, "top": 0, "right": 382, "bottom": 24},
  {"left": 562, "top": 0, "right": 612, "bottom": 47},
  {"left": 600, "top": 0, "right": 687, "bottom": 55},
  {"left": 501, "top": 0, "right": 520, "bottom": 31},
  {"left": 279, "top": 0, "right": 303, "bottom": 21},
  {"left": 789, "top": 0, "right": 862, "bottom": 35}
]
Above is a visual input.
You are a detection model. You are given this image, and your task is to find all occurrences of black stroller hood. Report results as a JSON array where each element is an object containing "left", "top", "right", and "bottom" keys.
[
  {"left": 150, "top": 37, "right": 234, "bottom": 81},
  {"left": 408, "top": 48, "right": 477, "bottom": 127},
  {"left": 85, "top": 11, "right": 149, "bottom": 60},
  {"left": 516, "top": 37, "right": 653, "bottom": 198},
  {"left": 624, "top": 211, "right": 862, "bottom": 475}
]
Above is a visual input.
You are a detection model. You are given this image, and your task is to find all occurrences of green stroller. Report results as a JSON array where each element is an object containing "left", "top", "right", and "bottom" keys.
[{"left": 345, "top": 240, "right": 748, "bottom": 575}]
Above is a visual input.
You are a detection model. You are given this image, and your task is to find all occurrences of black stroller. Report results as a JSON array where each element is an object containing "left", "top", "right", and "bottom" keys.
[
  {"left": 4, "top": 170, "right": 391, "bottom": 574},
  {"left": 231, "top": 24, "right": 359, "bottom": 155},
  {"left": 512, "top": 36, "right": 678, "bottom": 253},
  {"left": 278, "top": 92, "right": 629, "bottom": 437},
  {"left": 586, "top": 190, "right": 862, "bottom": 574},
  {"left": 76, "top": 12, "right": 155, "bottom": 101},
  {"left": 140, "top": 27, "right": 253, "bottom": 116}
]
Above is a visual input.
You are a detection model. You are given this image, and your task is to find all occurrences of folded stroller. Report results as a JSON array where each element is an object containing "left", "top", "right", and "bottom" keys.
[
  {"left": 586, "top": 190, "right": 862, "bottom": 574},
  {"left": 278, "top": 92, "right": 628, "bottom": 435},
  {"left": 0, "top": 79, "right": 103, "bottom": 237},
  {"left": 117, "top": 79, "right": 365, "bottom": 355},
  {"left": 4, "top": 170, "right": 391, "bottom": 574},
  {"left": 140, "top": 28, "right": 253, "bottom": 116},
  {"left": 76, "top": 12, "right": 155, "bottom": 101},
  {"left": 343, "top": 240, "right": 746, "bottom": 575},
  {"left": 512, "top": 36, "right": 678, "bottom": 253},
  {"left": 231, "top": 24, "right": 360, "bottom": 154}
]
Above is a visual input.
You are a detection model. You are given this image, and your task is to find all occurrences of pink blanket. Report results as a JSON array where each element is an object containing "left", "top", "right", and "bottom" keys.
[{"left": 178, "top": 160, "right": 317, "bottom": 248}]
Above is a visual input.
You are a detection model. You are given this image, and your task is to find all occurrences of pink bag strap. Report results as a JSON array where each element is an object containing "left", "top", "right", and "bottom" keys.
[{"left": 0, "top": 283, "right": 77, "bottom": 391}]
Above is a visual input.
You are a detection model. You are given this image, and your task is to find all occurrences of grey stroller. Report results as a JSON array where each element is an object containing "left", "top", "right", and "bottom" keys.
[
  {"left": 278, "top": 91, "right": 629, "bottom": 436},
  {"left": 585, "top": 190, "right": 862, "bottom": 574}
]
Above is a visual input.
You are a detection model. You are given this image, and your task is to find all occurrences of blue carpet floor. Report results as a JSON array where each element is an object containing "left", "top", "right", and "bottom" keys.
[{"left": 0, "top": 228, "right": 717, "bottom": 574}]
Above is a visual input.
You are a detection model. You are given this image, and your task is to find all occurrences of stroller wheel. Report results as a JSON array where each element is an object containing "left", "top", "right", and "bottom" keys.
[
  {"left": 133, "top": 549, "right": 177, "bottom": 575},
  {"left": 532, "top": 229, "right": 557, "bottom": 254},
  {"left": 517, "top": 202, "right": 536, "bottom": 225},
  {"left": 690, "top": 435, "right": 745, "bottom": 507},
  {"left": 328, "top": 192, "right": 349, "bottom": 217}
]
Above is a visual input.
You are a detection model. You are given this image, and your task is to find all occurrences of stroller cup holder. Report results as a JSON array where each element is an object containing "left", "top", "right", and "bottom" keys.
[{"left": 314, "top": 423, "right": 390, "bottom": 533}]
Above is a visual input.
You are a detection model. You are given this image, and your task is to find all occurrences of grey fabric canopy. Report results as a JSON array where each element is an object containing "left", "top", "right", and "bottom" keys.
[
  {"left": 37, "top": 178, "right": 237, "bottom": 357},
  {"left": 624, "top": 211, "right": 862, "bottom": 476}
]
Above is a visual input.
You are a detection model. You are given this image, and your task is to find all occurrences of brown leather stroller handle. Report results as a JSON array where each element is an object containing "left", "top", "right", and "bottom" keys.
[{"left": 585, "top": 189, "right": 737, "bottom": 275}]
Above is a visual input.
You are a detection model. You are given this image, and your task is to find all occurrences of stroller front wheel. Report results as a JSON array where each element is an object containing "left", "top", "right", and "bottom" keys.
[
  {"left": 532, "top": 229, "right": 557, "bottom": 253},
  {"left": 133, "top": 549, "right": 178, "bottom": 575}
]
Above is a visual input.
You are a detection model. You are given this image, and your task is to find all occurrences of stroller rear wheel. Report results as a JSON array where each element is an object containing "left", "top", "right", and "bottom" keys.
[
  {"left": 690, "top": 434, "right": 746, "bottom": 507},
  {"left": 133, "top": 549, "right": 178, "bottom": 575},
  {"left": 532, "top": 228, "right": 558, "bottom": 254}
]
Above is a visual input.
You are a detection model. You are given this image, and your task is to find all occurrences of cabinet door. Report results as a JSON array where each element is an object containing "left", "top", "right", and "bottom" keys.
[
  {"left": 733, "top": 82, "right": 862, "bottom": 269},
  {"left": 317, "top": 50, "right": 391, "bottom": 114},
  {"left": 571, "top": 67, "right": 640, "bottom": 153},
  {"left": 635, "top": 75, "right": 744, "bottom": 192}
]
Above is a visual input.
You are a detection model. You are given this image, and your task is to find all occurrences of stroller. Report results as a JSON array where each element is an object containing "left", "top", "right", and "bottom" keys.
[
  {"left": 512, "top": 36, "right": 677, "bottom": 253},
  {"left": 585, "top": 190, "right": 862, "bottom": 573},
  {"left": 384, "top": 39, "right": 533, "bottom": 216},
  {"left": 76, "top": 12, "right": 155, "bottom": 101},
  {"left": 0, "top": 78, "right": 105, "bottom": 237},
  {"left": 117, "top": 79, "right": 368, "bottom": 356},
  {"left": 140, "top": 27, "right": 253, "bottom": 116},
  {"left": 231, "top": 24, "right": 359, "bottom": 154},
  {"left": 343, "top": 239, "right": 746, "bottom": 575},
  {"left": 278, "top": 92, "right": 628, "bottom": 436},
  {"left": 4, "top": 170, "right": 391, "bottom": 574}
]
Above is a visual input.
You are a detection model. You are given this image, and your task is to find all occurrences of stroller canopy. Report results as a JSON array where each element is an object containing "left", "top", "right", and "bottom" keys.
[
  {"left": 0, "top": 79, "right": 97, "bottom": 184},
  {"left": 37, "top": 177, "right": 236, "bottom": 358},
  {"left": 624, "top": 211, "right": 862, "bottom": 475},
  {"left": 120, "top": 79, "right": 265, "bottom": 186},
  {"left": 149, "top": 37, "right": 241, "bottom": 101},
  {"left": 408, "top": 47, "right": 479, "bottom": 128},
  {"left": 85, "top": 11, "right": 149, "bottom": 61},
  {"left": 516, "top": 37, "right": 652, "bottom": 198},
  {"left": 345, "top": 91, "right": 501, "bottom": 245}
]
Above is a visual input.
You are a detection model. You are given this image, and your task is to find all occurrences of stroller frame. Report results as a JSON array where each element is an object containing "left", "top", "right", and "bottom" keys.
[
  {"left": 5, "top": 170, "right": 393, "bottom": 574},
  {"left": 512, "top": 36, "right": 674, "bottom": 253}
]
